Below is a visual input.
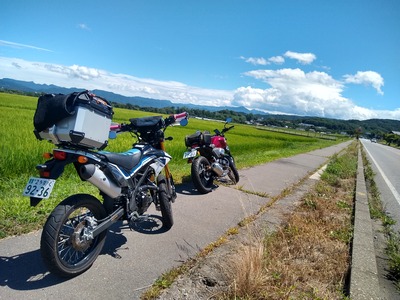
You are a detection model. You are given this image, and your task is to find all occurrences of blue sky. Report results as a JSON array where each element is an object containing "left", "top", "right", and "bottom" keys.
[{"left": 1, "top": 0, "right": 399, "bottom": 120}]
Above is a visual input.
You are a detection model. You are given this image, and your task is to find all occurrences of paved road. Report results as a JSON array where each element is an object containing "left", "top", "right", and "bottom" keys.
[
  {"left": 0, "top": 141, "right": 352, "bottom": 300},
  {"left": 361, "top": 139, "right": 400, "bottom": 233}
]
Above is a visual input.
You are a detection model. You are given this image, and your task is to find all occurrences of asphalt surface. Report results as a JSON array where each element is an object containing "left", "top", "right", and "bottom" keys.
[
  {"left": 1, "top": 139, "right": 383, "bottom": 300},
  {"left": 361, "top": 139, "right": 400, "bottom": 233},
  {"left": 358, "top": 139, "right": 400, "bottom": 300}
]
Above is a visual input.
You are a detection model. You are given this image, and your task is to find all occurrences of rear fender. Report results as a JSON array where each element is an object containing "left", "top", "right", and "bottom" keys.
[
  {"left": 36, "top": 158, "right": 70, "bottom": 180},
  {"left": 30, "top": 153, "right": 88, "bottom": 207}
]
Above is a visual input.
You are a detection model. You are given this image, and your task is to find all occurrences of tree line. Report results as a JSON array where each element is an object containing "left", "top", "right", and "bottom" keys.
[{"left": 111, "top": 102, "right": 400, "bottom": 138}]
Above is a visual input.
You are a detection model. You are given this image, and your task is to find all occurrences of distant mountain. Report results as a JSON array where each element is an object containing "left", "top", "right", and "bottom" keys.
[
  {"left": 2, "top": 77, "right": 400, "bottom": 135},
  {"left": 0, "top": 78, "right": 266, "bottom": 115},
  {"left": 0, "top": 78, "right": 80, "bottom": 94}
]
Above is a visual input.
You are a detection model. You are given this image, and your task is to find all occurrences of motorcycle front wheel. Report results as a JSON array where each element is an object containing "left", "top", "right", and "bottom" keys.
[
  {"left": 40, "top": 194, "right": 107, "bottom": 278},
  {"left": 191, "top": 156, "right": 213, "bottom": 194},
  {"left": 228, "top": 157, "right": 240, "bottom": 184},
  {"left": 157, "top": 175, "right": 173, "bottom": 230}
]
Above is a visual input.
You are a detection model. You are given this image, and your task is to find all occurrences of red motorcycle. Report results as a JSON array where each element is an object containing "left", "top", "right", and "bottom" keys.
[{"left": 183, "top": 118, "right": 239, "bottom": 194}]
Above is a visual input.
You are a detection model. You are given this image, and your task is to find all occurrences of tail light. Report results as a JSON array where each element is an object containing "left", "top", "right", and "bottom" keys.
[
  {"left": 40, "top": 170, "right": 51, "bottom": 178},
  {"left": 53, "top": 150, "right": 67, "bottom": 160},
  {"left": 36, "top": 164, "right": 51, "bottom": 178}
]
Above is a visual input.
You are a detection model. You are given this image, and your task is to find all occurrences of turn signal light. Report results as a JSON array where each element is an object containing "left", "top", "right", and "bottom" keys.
[
  {"left": 53, "top": 150, "right": 67, "bottom": 160},
  {"left": 43, "top": 152, "right": 52, "bottom": 159},
  {"left": 77, "top": 156, "right": 88, "bottom": 164}
]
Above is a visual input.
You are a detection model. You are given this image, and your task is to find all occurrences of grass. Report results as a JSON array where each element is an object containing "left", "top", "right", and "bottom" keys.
[
  {"left": 215, "top": 142, "right": 358, "bottom": 299},
  {"left": 0, "top": 92, "right": 346, "bottom": 238}
]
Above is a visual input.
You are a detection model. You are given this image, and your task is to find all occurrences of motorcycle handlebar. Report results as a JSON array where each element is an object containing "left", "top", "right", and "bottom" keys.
[
  {"left": 164, "top": 111, "right": 188, "bottom": 127},
  {"left": 174, "top": 112, "right": 188, "bottom": 120},
  {"left": 110, "top": 111, "right": 189, "bottom": 133},
  {"left": 221, "top": 125, "right": 234, "bottom": 134},
  {"left": 110, "top": 124, "right": 121, "bottom": 131}
]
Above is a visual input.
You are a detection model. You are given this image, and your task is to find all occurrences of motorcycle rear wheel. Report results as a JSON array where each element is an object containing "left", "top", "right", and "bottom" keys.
[
  {"left": 157, "top": 175, "right": 174, "bottom": 230},
  {"left": 40, "top": 194, "right": 107, "bottom": 278},
  {"left": 192, "top": 156, "right": 213, "bottom": 194}
]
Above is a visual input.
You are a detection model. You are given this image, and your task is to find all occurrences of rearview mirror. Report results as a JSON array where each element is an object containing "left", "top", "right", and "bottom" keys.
[
  {"left": 109, "top": 131, "right": 117, "bottom": 139},
  {"left": 180, "top": 118, "right": 188, "bottom": 126},
  {"left": 226, "top": 117, "right": 232, "bottom": 123}
]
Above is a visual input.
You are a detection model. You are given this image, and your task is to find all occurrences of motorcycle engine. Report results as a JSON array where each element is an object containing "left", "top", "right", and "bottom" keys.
[
  {"left": 211, "top": 157, "right": 230, "bottom": 177},
  {"left": 212, "top": 147, "right": 225, "bottom": 158},
  {"left": 219, "top": 156, "right": 230, "bottom": 167},
  {"left": 137, "top": 190, "right": 153, "bottom": 214}
]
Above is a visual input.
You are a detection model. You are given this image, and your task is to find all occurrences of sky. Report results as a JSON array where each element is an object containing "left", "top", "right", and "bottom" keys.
[{"left": 1, "top": 0, "right": 399, "bottom": 120}]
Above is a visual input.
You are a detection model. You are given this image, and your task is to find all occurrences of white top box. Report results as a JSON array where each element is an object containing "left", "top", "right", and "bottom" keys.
[{"left": 34, "top": 91, "right": 113, "bottom": 150}]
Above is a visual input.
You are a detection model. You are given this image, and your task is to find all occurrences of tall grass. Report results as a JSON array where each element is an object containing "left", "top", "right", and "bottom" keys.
[
  {"left": 221, "top": 141, "right": 358, "bottom": 299},
  {"left": 0, "top": 92, "right": 346, "bottom": 238}
]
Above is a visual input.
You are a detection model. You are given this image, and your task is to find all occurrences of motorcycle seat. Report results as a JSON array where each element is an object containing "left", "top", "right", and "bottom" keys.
[{"left": 102, "top": 150, "right": 142, "bottom": 171}]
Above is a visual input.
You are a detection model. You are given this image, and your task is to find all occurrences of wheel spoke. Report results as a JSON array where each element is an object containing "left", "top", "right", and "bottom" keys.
[{"left": 56, "top": 208, "right": 97, "bottom": 266}]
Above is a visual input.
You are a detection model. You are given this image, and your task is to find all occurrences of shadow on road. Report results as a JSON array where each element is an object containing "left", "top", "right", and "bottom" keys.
[
  {"left": 175, "top": 182, "right": 219, "bottom": 195},
  {"left": 0, "top": 227, "right": 129, "bottom": 291},
  {"left": 0, "top": 248, "right": 69, "bottom": 290},
  {"left": 127, "top": 214, "right": 171, "bottom": 234}
]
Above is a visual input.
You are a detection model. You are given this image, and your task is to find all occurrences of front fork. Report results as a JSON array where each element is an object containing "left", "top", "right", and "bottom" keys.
[{"left": 160, "top": 141, "right": 176, "bottom": 202}]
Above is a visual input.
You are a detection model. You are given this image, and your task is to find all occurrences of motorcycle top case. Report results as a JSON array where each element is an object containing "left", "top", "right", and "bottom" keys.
[
  {"left": 185, "top": 131, "right": 212, "bottom": 147},
  {"left": 33, "top": 91, "right": 113, "bottom": 150}
]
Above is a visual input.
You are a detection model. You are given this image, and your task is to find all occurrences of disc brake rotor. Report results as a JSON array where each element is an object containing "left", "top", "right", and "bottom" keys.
[{"left": 71, "top": 221, "right": 92, "bottom": 252}]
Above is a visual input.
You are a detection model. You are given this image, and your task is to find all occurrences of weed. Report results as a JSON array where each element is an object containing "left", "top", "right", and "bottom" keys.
[
  {"left": 221, "top": 142, "right": 357, "bottom": 299},
  {"left": 337, "top": 200, "right": 351, "bottom": 210}
]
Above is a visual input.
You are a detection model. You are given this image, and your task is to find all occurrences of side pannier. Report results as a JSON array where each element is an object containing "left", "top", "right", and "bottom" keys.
[{"left": 33, "top": 90, "right": 113, "bottom": 150}]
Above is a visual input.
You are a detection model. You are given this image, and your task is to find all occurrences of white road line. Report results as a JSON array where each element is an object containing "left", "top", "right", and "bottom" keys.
[{"left": 363, "top": 145, "right": 400, "bottom": 206}]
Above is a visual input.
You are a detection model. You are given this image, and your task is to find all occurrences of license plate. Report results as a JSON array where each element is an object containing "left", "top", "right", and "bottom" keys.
[
  {"left": 183, "top": 149, "right": 197, "bottom": 159},
  {"left": 23, "top": 177, "right": 56, "bottom": 199}
]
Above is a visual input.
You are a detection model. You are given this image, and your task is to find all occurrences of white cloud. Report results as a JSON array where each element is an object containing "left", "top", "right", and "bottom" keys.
[
  {"left": 0, "top": 40, "right": 52, "bottom": 52},
  {"left": 0, "top": 56, "right": 232, "bottom": 106},
  {"left": 241, "top": 56, "right": 268, "bottom": 66},
  {"left": 343, "top": 71, "right": 384, "bottom": 95},
  {"left": 0, "top": 56, "right": 397, "bottom": 120},
  {"left": 284, "top": 51, "right": 316, "bottom": 65},
  {"left": 233, "top": 68, "right": 398, "bottom": 120},
  {"left": 241, "top": 55, "right": 285, "bottom": 66},
  {"left": 234, "top": 68, "right": 348, "bottom": 117},
  {"left": 268, "top": 56, "right": 285, "bottom": 64},
  {"left": 78, "top": 23, "right": 91, "bottom": 31}
]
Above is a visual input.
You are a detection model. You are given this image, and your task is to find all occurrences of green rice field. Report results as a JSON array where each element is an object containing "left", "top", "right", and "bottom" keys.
[{"left": 0, "top": 92, "right": 348, "bottom": 238}]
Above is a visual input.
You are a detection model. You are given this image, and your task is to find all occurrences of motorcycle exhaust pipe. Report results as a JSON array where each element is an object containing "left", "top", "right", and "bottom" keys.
[
  {"left": 211, "top": 162, "right": 224, "bottom": 177},
  {"left": 80, "top": 164, "right": 121, "bottom": 199}
]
